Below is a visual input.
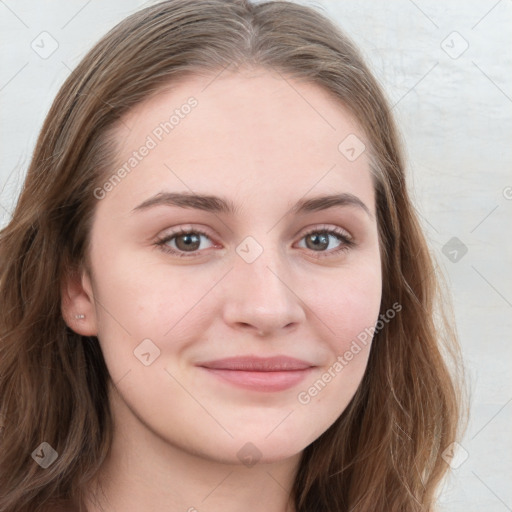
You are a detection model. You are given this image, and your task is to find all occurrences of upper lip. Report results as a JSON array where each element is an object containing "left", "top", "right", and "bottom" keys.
[{"left": 198, "top": 356, "right": 314, "bottom": 371}]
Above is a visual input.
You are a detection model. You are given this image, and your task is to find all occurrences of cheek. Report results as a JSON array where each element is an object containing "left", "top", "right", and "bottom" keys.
[
  {"left": 294, "top": 263, "right": 381, "bottom": 430},
  {"left": 312, "top": 261, "right": 382, "bottom": 351},
  {"left": 89, "top": 245, "right": 218, "bottom": 361}
]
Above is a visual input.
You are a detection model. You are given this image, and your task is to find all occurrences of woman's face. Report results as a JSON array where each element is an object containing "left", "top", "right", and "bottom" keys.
[{"left": 68, "top": 67, "right": 382, "bottom": 464}]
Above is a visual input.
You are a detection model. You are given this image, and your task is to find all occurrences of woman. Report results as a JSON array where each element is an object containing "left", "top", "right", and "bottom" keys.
[{"left": 0, "top": 1, "right": 465, "bottom": 510}]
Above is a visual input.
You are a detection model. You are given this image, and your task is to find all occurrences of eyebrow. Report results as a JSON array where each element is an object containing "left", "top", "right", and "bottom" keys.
[{"left": 131, "top": 191, "right": 372, "bottom": 218}]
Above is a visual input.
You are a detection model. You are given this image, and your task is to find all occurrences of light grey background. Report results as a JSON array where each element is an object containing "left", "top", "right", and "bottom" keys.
[{"left": 1, "top": 1, "right": 511, "bottom": 510}]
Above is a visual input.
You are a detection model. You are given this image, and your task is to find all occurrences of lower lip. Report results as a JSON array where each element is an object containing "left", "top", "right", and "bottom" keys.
[{"left": 199, "top": 367, "right": 314, "bottom": 392}]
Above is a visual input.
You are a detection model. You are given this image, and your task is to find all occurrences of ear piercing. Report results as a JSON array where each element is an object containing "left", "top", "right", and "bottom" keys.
[{"left": 75, "top": 314, "right": 85, "bottom": 319}]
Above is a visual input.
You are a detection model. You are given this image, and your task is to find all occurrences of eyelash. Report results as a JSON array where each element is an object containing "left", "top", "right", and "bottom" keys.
[{"left": 154, "top": 225, "right": 355, "bottom": 259}]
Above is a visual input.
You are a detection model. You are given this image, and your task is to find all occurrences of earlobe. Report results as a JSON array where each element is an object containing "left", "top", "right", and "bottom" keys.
[{"left": 60, "top": 267, "right": 98, "bottom": 336}]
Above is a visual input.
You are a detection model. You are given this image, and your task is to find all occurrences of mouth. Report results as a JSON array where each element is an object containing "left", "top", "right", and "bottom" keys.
[{"left": 197, "top": 355, "right": 316, "bottom": 392}]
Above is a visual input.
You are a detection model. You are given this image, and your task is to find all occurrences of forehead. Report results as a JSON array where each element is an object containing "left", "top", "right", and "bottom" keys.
[{"left": 98, "top": 68, "right": 375, "bottom": 217}]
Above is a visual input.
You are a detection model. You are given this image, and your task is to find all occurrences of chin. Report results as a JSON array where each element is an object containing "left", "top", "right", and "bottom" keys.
[{"left": 193, "top": 435, "right": 308, "bottom": 467}]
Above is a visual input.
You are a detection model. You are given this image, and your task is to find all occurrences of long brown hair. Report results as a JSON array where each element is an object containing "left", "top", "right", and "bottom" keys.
[{"left": 0, "top": 1, "right": 466, "bottom": 510}]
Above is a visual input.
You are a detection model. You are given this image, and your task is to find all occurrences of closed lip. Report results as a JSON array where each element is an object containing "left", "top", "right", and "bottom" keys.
[{"left": 197, "top": 355, "right": 315, "bottom": 371}]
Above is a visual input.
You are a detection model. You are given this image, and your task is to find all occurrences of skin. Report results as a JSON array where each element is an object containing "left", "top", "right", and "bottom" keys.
[{"left": 61, "top": 66, "right": 382, "bottom": 512}]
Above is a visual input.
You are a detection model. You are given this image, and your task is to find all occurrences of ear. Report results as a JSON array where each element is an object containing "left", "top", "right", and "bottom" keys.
[{"left": 61, "top": 265, "right": 98, "bottom": 336}]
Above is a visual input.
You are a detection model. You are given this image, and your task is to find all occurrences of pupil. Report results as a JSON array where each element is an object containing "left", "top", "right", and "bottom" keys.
[
  {"left": 178, "top": 233, "right": 200, "bottom": 250},
  {"left": 308, "top": 233, "right": 328, "bottom": 250}
]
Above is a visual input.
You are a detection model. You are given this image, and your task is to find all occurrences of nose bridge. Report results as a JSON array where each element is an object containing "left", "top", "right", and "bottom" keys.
[
  {"left": 222, "top": 233, "right": 304, "bottom": 333},
  {"left": 235, "top": 235, "right": 290, "bottom": 302}
]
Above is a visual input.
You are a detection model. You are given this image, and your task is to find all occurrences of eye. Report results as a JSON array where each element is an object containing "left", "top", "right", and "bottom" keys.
[
  {"left": 295, "top": 225, "right": 354, "bottom": 258},
  {"left": 155, "top": 227, "right": 215, "bottom": 258},
  {"left": 155, "top": 225, "right": 354, "bottom": 258}
]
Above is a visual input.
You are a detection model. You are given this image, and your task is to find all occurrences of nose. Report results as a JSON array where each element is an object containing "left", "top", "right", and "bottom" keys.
[{"left": 221, "top": 245, "right": 306, "bottom": 337}]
